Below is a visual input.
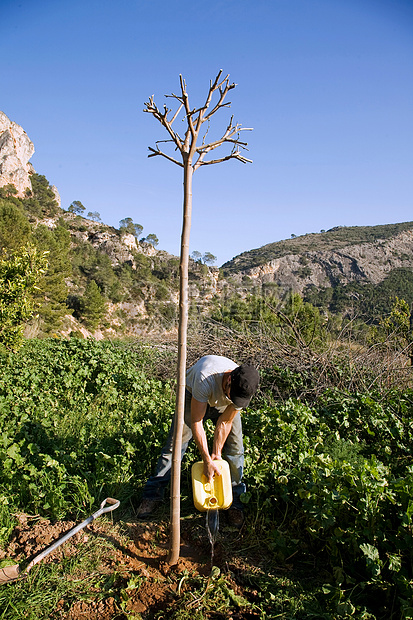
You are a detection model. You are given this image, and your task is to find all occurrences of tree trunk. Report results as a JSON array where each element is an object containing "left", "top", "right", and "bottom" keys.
[
  {"left": 145, "top": 71, "right": 250, "bottom": 566},
  {"left": 168, "top": 160, "right": 193, "bottom": 565},
  {"left": 410, "top": 304, "right": 413, "bottom": 366}
]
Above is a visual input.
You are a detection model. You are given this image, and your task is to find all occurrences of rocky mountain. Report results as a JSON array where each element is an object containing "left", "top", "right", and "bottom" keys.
[
  {"left": 0, "top": 111, "right": 61, "bottom": 205},
  {"left": 223, "top": 223, "right": 413, "bottom": 297},
  {"left": 2, "top": 110, "right": 413, "bottom": 338},
  {"left": 0, "top": 111, "right": 35, "bottom": 196},
  {"left": 41, "top": 210, "right": 221, "bottom": 338}
]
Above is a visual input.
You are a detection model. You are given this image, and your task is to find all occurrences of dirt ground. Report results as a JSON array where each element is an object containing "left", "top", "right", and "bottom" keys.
[{"left": 0, "top": 509, "right": 266, "bottom": 619}]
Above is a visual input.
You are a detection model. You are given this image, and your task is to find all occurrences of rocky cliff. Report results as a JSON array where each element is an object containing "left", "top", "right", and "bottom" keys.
[
  {"left": 0, "top": 111, "right": 61, "bottom": 206},
  {"left": 223, "top": 224, "right": 413, "bottom": 295},
  {"left": 0, "top": 111, "right": 35, "bottom": 196}
]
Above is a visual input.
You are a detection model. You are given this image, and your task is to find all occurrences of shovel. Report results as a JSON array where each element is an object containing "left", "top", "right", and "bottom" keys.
[{"left": 0, "top": 497, "right": 120, "bottom": 585}]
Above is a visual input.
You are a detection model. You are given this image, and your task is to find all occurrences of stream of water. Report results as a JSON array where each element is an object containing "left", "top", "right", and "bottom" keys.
[{"left": 206, "top": 509, "right": 219, "bottom": 566}]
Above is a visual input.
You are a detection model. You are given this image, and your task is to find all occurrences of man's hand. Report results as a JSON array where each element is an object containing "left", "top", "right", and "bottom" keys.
[{"left": 204, "top": 457, "right": 222, "bottom": 484}]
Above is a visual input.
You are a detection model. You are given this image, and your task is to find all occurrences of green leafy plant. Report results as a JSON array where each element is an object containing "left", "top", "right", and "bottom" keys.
[
  {"left": 0, "top": 246, "right": 48, "bottom": 350},
  {"left": 0, "top": 338, "right": 412, "bottom": 618}
]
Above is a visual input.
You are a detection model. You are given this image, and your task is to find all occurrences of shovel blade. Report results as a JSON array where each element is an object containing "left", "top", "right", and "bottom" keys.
[{"left": 0, "top": 564, "right": 22, "bottom": 585}]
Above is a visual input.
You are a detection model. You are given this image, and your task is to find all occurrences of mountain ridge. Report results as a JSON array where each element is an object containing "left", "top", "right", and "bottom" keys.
[
  {"left": 2, "top": 110, "right": 413, "bottom": 337},
  {"left": 221, "top": 224, "right": 413, "bottom": 299},
  {"left": 223, "top": 222, "right": 413, "bottom": 272}
]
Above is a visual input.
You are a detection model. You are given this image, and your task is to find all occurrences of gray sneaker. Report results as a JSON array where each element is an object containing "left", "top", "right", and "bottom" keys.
[{"left": 136, "top": 498, "right": 162, "bottom": 519}]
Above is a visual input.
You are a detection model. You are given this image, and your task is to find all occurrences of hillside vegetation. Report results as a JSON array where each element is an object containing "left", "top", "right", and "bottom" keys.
[
  {"left": 0, "top": 175, "right": 217, "bottom": 341},
  {"left": 2, "top": 172, "right": 413, "bottom": 350}
]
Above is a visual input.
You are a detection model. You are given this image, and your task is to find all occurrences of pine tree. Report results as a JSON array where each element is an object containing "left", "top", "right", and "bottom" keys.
[
  {"left": 0, "top": 199, "right": 31, "bottom": 252},
  {"left": 80, "top": 280, "right": 106, "bottom": 329},
  {"left": 32, "top": 225, "right": 72, "bottom": 332}
]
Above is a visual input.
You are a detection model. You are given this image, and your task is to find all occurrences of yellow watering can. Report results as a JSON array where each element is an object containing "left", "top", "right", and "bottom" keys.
[{"left": 191, "top": 459, "right": 233, "bottom": 511}]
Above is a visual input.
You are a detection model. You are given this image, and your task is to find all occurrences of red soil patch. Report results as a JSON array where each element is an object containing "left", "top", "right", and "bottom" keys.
[{"left": 0, "top": 512, "right": 256, "bottom": 618}]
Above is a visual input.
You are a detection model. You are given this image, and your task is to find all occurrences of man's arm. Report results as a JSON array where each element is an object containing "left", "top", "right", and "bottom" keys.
[
  {"left": 212, "top": 405, "right": 240, "bottom": 460},
  {"left": 190, "top": 397, "right": 222, "bottom": 483}
]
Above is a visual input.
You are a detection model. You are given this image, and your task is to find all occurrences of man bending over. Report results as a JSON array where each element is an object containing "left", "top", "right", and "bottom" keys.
[{"left": 137, "top": 355, "right": 259, "bottom": 528}]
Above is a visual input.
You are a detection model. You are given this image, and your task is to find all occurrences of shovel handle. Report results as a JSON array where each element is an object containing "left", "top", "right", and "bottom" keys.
[
  {"left": 94, "top": 497, "right": 121, "bottom": 517},
  {"left": 25, "top": 498, "right": 120, "bottom": 573}
]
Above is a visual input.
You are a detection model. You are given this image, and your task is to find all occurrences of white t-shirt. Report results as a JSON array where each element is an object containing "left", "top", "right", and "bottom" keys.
[{"left": 186, "top": 355, "right": 239, "bottom": 413}]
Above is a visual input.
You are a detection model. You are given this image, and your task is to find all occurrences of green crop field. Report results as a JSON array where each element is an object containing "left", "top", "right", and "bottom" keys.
[{"left": 0, "top": 339, "right": 412, "bottom": 619}]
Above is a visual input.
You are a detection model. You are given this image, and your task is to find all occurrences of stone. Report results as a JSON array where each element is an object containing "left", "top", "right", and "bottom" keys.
[
  {"left": 0, "top": 111, "right": 35, "bottom": 196},
  {"left": 51, "top": 185, "right": 61, "bottom": 208}
]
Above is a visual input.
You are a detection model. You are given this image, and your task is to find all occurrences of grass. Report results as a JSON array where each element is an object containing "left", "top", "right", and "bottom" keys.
[{"left": 0, "top": 526, "right": 119, "bottom": 619}]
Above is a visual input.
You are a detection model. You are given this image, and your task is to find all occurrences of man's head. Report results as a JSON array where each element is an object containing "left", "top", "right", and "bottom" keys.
[{"left": 230, "top": 362, "right": 260, "bottom": 408}]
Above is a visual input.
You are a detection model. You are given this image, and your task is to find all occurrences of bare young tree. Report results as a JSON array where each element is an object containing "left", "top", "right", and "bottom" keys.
[{"left": 144, "top": 70, "right": 252, "bottom": 565}]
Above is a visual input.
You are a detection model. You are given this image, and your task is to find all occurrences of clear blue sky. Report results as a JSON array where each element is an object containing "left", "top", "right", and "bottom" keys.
[{"left": 2, "top": 0, "right": 412, "bottom": 266}]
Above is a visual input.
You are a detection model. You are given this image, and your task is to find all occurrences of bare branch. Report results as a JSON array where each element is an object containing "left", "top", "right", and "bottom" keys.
[
  {"left": 194, "top": 151, "right": 252, "bottom": 169},
  {"left": 170, "top": 102, "right": 184, "bottom": 124},
  {"left": 179, "top": 74, "right": 196, "bottom": 151},
  {"left": 147, "top": 146, "right": 183, "bottom": 167},
  {"left": 154, "top": 139, "right": 179, "bottom": 147},
  {"left": 196, "top": 135, "right": 250, "bottom": 155},
  {"left": 165, "top": 92, "right": 184, "bottom": 105},
  {"left": 194, "top": 117, "right": 252, "bottom": 166},
  {"left": 200, "top": 118, "right": 212, "bottom": 148},
  {"left": 204, "top": 77, "right": 236, "bottom": 121},
  {"left": 210, "top": 69, "right": 224, "bottom": 89},
  {"left": 144, "top": 95, "right": 184, "bottom": 151},
  {"left": 191, "top": 71, "right": 231, "bottom": 134}
]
